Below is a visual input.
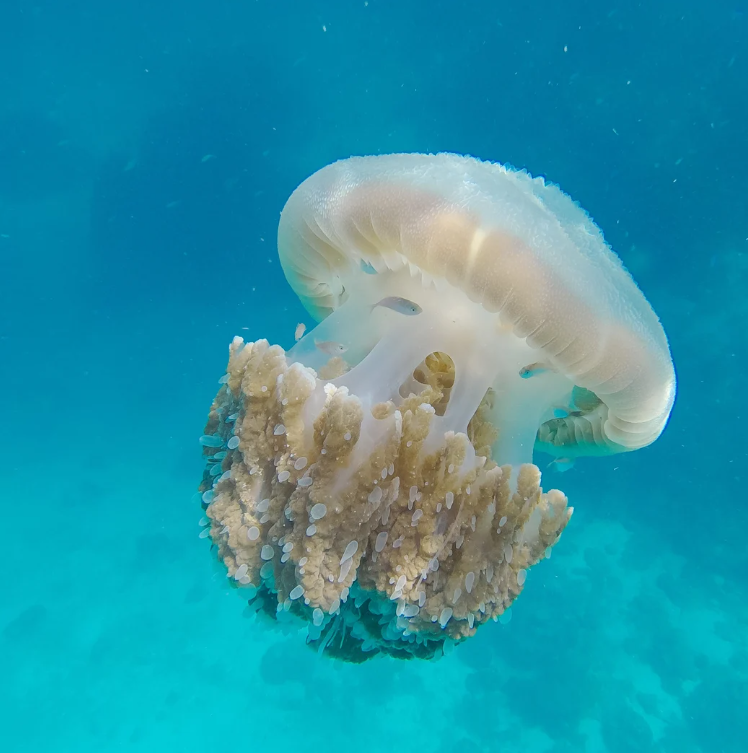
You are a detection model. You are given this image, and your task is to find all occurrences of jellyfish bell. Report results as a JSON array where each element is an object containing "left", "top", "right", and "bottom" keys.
[
  {"left": 279, "top": 153, "right": 676, "bottom": 467},
  {"left": 197, "top": 153, "right": 676, "bottom": 661}
]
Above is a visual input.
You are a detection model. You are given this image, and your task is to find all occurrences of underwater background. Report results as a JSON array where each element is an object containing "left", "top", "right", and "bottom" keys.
[{"left": 1, "top": 1, "right": 746, "bottom": 751}]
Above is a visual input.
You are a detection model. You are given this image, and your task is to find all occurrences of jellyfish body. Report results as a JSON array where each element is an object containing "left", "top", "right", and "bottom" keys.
[{"left": 197, "top": 154, "right": 675, "bottom": 661}]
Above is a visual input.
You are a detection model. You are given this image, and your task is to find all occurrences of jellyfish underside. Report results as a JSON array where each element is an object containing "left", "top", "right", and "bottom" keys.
[
  {"left": 200, "top": 314, "right": 574, "bottom": 660},
  {"left": 288, "top": 256, "right": 576, "bottom": 472}
]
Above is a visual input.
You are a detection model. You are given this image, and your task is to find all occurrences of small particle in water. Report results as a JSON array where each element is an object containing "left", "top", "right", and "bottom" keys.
[
  {"left": 199, "top": 434, "right": 223, "bottom": 448},
  {"left": 273, "top": 424, "right": 286, "bottom": 435},
  {"left": 298, "top": 476, "right": 313, "bottom": 487},
  {"left": 294, "top": 456, "right": 308, "bottom": 470},
  {"left": 314, "top": 339, "right": 348, "bottom": 356},
  {"left": 247, "top": 526, "right": 260, "bottom": 541},
  {"left": 278, "top": 470, "right": 291, "bottom": 482},
  {"left": 310, "top": 503, "right": 327, "bottom": 520},
  {"left": 289, "top": 585, "right": 304, "bottom": 600},
  {"left": 517, "top": 569, "right": 527, "bottom": 586},
  {"left": 227, "top": 436, "right": 240, "bottom": 450},
  {"left": 260, "top": 545, "right": 274, "bottom": 561},
  {"left": 372, "top": 296, "right": 422, "bottom": 316},
  {"left": 294, "top": 322, "right": 306, "bottom": 341}
]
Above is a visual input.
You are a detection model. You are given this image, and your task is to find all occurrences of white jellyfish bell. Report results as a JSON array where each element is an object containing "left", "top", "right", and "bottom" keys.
[{"left": 279, "top": 153, "right": 676, "bottom": 468}]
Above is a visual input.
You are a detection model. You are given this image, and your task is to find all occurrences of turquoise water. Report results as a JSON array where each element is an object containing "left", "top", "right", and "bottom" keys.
[{"left": 1, "top": 1, "right": 746, "bottom": 751}]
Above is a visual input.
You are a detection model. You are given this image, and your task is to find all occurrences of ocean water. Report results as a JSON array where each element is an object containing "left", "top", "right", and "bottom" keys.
[{"left": 1, "top": 1, "right": 746, "bottom": 751}]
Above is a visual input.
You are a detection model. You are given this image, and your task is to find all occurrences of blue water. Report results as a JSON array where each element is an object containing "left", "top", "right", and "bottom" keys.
[{"left": 1, "top": 1, "right": 746, "bottom": 751}]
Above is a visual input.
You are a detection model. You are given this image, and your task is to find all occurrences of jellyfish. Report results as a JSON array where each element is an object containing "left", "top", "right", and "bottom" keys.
[{"left": 197, "top": 153, "right": 676, "bottom": 661}]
